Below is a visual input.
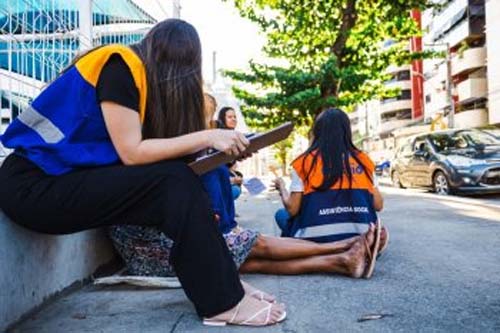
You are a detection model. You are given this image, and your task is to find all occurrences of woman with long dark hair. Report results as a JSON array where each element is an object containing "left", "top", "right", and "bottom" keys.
[
  {"left": 107, "top": 99, "right": 382, "bottom": 286},
  {"left": 217, "top": 106, "right": 238, "bottom": 129},
  {"left": 217, "top": 106, "right": 243, "bottom": 199},
  {"left": 0, "top": 19, "right": 285, "bottom": 327},
  {"left": 273, "top": 108, "right": 388, "bottom": 278}
]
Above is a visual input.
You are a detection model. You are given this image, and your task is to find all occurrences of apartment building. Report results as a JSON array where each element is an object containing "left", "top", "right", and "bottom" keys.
[
  {"left": 486, "top": 0, "right": 500, "bottom": 125},
  {"left": 423, "top": 0, "right": 490, "bottom": 128},
  {"left": 356, "top": 0, "right": 500, "bottom": 157}
]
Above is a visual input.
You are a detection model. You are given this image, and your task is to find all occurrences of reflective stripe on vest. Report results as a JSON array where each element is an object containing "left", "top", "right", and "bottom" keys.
[
  {"left": 293, "top": 221, "right": 369, "bottom": 239},
  {"left": 288, "top": 152, "right": 377, "bottom": 243},
  {"left": 0, "top": 44, "right": 148, "bottom": 175},
  {"left": 16, "top": 105, "right": 65, "bottom": 144}
]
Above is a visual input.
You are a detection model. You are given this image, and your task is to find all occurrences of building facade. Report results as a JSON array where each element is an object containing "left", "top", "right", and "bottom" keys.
[
  {"left": 357, "top": 0, "right": 500, "bottom": 157},
  {"left": 486, "top": 0, "right": 500, "bottom": 125},
  {"left": 423, "top": 0, "right": 489, "bottom": 129},
  {"left": 0, "top": 0, "right": 157, "bottom": 134}
]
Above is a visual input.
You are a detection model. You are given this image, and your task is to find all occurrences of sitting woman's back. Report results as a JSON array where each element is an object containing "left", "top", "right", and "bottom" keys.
[{"left": 275, "top": 108, "right": 384, "bottom": 243}]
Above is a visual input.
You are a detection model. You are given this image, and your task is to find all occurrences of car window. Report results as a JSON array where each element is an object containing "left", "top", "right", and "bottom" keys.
[
  {"left": 414, "top": 139, "right": 430, "bottom": 153},
  {"left": 460, "top": 130, "right": 500, "bottom": 146},
  {"left": 429, "top": 130, "right": 500, "bottom": 152},
  {"left": 398, "top": 144, "right": 413, "bottom": 157}
]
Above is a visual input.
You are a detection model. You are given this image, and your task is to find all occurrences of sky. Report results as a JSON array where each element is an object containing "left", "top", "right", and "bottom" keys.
[{"left": 132, "top": 0, "right": 267, "bottom": 82}]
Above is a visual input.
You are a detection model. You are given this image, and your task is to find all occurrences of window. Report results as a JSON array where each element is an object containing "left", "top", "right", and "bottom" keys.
[
  {"left": 399, "top": 144, "right": 414, "bottom": 157},
  {"left": 382, "top": 89, "right": 412, "bottom": 104},
  {"left": 414, "top": 139, "right": 431, "bottom": 153}
]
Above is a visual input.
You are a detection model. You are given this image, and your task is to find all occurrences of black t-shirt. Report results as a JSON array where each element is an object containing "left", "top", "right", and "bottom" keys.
[{"left": 96, "top": 54, "right": 140, "bottom": 112}]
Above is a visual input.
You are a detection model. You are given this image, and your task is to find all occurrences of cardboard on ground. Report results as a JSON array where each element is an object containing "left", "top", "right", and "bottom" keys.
[{"left": 189, "top": 122, "right": 294, "bottom": 175}]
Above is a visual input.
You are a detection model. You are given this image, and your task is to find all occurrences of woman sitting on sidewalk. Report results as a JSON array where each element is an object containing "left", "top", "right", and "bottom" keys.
[
  {"left": 0, "top": 19, "right": 285, "bottom": 327},
  {"left": 273, "top": 108, "right": 388, "bottom": 265},
  {"left": 109, "top": 106, "right": 381, "bottom": 283}
]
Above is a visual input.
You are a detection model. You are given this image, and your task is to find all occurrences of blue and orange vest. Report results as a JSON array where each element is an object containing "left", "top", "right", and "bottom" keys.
[
  {"left": 0, "top": 44, "right": 148, "bottom": 175},
  {"left": 287, "top": 151, "right": 377, "bottom": 242}
]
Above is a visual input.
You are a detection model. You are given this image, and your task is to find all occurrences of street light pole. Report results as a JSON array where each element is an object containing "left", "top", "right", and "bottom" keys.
[
  {"left": 173, "top": 0, "right": 181, "bottom": 18},
  {"left": 445, "top": 42, "right": 455, "bottom": 128}
]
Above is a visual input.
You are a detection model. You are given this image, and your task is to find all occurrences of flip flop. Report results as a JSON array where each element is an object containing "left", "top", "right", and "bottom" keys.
[
  {"left": 363, "top": 221, "right": 381, "bottom": 279},
  {"left": 377, "top": 226, "right": 389, "bottom": 258}
]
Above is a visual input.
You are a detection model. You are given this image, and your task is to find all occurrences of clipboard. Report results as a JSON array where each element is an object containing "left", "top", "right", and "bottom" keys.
[{"left": 189, "top": 122, "right": 294, "bottom": 175}]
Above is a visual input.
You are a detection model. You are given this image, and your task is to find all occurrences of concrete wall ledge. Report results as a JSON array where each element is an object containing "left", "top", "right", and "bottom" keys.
[{"left": 0, "top": 210, "right": 116, "bottom": 331}]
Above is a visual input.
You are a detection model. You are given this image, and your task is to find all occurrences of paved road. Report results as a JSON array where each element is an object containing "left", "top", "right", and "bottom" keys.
[{"left": 10, "top": 187, "right": 500, "bottom": 332}]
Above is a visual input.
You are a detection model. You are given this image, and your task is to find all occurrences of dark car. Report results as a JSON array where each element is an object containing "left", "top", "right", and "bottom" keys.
[{"left": 390, "top": 129, "right": 500, "bottom": 195}]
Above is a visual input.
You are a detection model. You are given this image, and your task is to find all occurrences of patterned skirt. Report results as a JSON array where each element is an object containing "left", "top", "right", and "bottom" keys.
[
  {"left": 108, "top": 225, "right": 259, "bottom": 277},
  {"left": 222, "top": 226, "right": 259, "bottom": 268}
]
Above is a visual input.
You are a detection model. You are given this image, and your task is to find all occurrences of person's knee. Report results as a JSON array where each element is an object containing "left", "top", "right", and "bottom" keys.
[
  {"left": 253, "top": 235, "right": 271, "bottom": 256},
  {"left": 231, "top": 185, "right": 241, "bottom": 200},
  {"left": 274, "top": 209, "right": 289, "bottom": 230}
]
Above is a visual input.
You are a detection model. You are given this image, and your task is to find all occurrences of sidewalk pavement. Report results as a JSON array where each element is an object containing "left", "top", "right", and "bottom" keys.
[{"left": 9, "top": 187, "right": 500, "bottom": 332}]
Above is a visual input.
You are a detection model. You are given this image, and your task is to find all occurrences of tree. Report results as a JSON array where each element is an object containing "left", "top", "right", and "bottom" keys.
[{"left": 224, "top": 0, "right": 437, "bottom": 129}]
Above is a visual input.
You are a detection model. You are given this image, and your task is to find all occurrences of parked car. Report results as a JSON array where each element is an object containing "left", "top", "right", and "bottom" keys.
[
  {"left": 375, "top": 160, "right": 391, "bottom": 177},
  {"left": 390, "top": 129, "right": 500, "bottom": 195}
]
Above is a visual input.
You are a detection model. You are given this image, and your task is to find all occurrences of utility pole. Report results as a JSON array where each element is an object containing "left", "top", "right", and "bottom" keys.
[
  {"left": 445, "top": 42, "right": 455, "bottom": 128},
  {"left": 78, "top": 0, "right": 93, "bottom": 50},
  {"left": 172, "top": 0, "right": 181, "bottom": 18},
  {"left": 212, "top": 51, "right": 217, "bottom": 85}
]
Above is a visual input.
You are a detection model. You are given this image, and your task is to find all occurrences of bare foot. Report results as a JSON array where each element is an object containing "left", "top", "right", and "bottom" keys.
[
  {"left": 324, "top": 235, "right": 360, "bottom": 254},
  {"left": 203, "top": 294, "right": 286, "bottom": 326},
  {"left": 241, "top": 280, "right": 276, "bottom": 303},
  {"left": 340, "top": 224, "right": 377, "bottom": 278}
]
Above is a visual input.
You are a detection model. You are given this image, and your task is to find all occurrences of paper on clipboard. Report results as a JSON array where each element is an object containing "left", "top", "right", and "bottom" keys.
[
  {"left": 189, "top": 122, "right": 294, "bottom": 175},
  {"left": 242, "top": 177, "right": 267, "bottom": 196}
]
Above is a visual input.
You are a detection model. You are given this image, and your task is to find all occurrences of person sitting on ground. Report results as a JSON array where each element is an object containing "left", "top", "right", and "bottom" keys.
[
  {"left": 218, "top": 106, "right": 243, "bottom": 200},
  {"left": 110, "top": 103, "right": 381, "bottom": 282},
  {"left": 0, "top": 19, "right": 285, "bottom": 327},
  {"left": 273, "top": 108, "right": 388, "bottom": 262}
]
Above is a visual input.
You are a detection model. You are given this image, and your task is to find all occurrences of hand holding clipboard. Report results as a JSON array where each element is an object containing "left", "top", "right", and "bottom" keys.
[{"left": 189, "top": 122, "right": 294, "bottom": 175}]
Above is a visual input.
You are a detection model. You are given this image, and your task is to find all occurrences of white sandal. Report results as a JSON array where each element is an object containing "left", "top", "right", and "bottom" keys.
[
  {"left": 249, "top": 290, "right": 277, "bottom": 303},
  {"left": 203, "top": 299, "right": 286, "bottom": 327}
]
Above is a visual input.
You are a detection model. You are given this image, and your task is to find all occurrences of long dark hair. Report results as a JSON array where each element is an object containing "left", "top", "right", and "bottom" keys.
[
  {"left": 132, "top": 19, "right": 205, "bottom": 139},
  {"left": 300, "top": 108, "right": 372, "bottom": 191},
  {"left": 217, "top": 106, "right": 235, "bottom": 129}
]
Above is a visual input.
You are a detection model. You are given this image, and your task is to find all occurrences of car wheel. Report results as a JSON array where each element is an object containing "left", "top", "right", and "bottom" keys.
[
  {"left": 433, "top": 171, "right": 450, "bottom": 195},
  {"left": 392, "top": 171, "right": 405, "bottom": 188}
]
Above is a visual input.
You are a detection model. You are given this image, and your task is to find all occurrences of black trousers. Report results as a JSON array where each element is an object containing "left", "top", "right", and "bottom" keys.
[{"left": 0, "top": 154, "right": 244, "bottom": 317}]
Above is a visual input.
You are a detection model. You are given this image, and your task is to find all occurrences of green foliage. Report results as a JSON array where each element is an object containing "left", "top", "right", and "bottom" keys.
[{"left": 224, "top": 0, "right": 437, "bottom": 128}]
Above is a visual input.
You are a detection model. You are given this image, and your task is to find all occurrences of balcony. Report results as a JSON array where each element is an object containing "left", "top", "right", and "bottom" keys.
[
  {"left": 385, "top": 80, "right": 412, "bottom": 91},
  {"left": 454, "top": 108, "right": 488, "bottom": 128},
  {"left": 456, "top": 77, "right": 487, "bottom": 103},
  {"left": 425, "top": 91, "right": 449, "bottom": 115},
  {"left": 451, "top": 47, "right": 486, "bottom": 76},
  {"left": 380, "top": 99, "right": 412, "bottom": 114},
  {"left": 385, "top": 64, "right": 411, "bottom": 76},
  {"left": 379, "top": 118, "right": 414, "bottom": 134},
  {"left": 430, "top": 5, "right": 486, "bottom": 48}
]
